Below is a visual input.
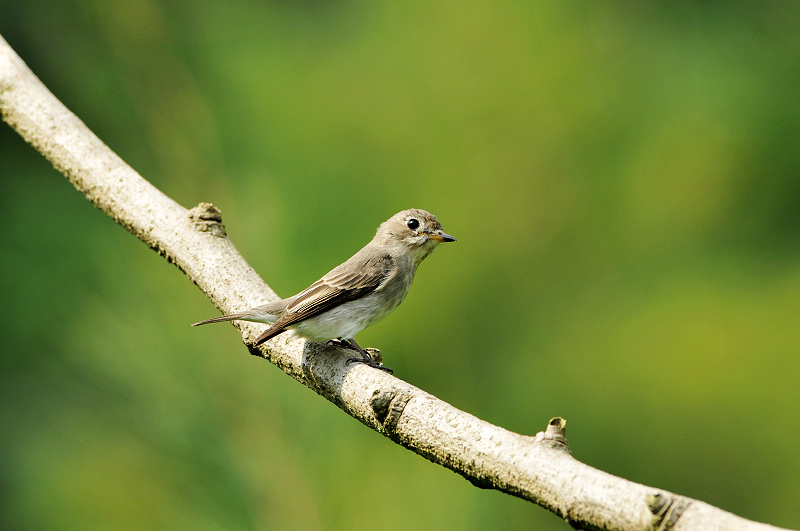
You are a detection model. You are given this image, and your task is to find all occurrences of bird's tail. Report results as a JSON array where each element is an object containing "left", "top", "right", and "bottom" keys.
[
  {"left": 192, "top": 313, "right": 244, "bottom": 326},
  {"left": 192, "top": 309, "right": 280, "bottom": 327}
]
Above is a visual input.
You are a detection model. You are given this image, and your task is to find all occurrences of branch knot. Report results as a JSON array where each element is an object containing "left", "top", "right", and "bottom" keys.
[
  {"left": 370, "top": 389, "right": 413, "bottom": 434},
  {"left": 188, "top": 202, "right": 226, "bottom": 237},
  {"left": 647, "top": 492, "right": 691, "bottom": 530}
]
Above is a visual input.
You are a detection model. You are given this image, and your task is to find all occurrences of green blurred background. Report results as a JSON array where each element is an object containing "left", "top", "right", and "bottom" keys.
[{"left": 2, "top": 2, "right": 800, "bottom": 529}]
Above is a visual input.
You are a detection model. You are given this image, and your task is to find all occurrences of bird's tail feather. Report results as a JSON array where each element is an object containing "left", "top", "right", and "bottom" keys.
[
  {"left": 192, "top": 310, "right": 279, "bottom": 327},
  {"left": 192, "top": 313, "right": 245, "bottom": 326}
]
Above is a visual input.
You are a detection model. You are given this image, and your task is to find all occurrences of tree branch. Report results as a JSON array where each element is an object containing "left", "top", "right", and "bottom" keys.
[{"left": 0, "top": 34, "right": 786, "bottom": 531}]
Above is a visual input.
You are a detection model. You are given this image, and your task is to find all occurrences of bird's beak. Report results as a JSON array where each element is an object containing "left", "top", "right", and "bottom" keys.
[{"left": 430, "top": 231, "right": 456, "bottom": 242}]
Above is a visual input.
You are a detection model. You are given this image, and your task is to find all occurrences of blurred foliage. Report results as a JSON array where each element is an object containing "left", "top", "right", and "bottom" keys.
[{"left": 2, "top": 1, "right": 800, "bottom": 529}]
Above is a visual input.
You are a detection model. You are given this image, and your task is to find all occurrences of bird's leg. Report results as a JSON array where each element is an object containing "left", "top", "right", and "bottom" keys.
[
  {"left": 326, "top": 338, "right": 349, "bottom": 349},
  {"left": 338, "top": 338, "right": 393, "bottom": 374}
]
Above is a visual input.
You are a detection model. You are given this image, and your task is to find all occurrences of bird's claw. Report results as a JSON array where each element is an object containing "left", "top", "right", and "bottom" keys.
[
  {"left": 327, "top": 338, "right": 350, "bottom": 349},
  {"left": 330, "top": 339, "right": 392, "bottom": 373},
  {"left": 345, "top": 357, "right": 393, "bottom": 374}
]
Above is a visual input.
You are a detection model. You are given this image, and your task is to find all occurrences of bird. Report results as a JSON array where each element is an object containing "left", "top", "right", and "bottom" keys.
[{"left": 192, "top": 208, "right": 455, "bottom": 372}]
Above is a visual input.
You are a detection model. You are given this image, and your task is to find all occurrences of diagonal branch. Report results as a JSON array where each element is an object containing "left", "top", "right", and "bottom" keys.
[{"left": 0, "top": 35, "right": 786, "bottom": 531}]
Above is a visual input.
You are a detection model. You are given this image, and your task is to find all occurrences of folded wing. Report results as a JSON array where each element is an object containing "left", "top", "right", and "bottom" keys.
[{"left": 254, "top": 253, "right": 394, "bottom": 346}]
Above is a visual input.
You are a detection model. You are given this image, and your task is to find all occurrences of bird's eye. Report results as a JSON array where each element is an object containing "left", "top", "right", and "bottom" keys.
[{"left": 406, "top": 218, "right": 420, "bottom": 230}]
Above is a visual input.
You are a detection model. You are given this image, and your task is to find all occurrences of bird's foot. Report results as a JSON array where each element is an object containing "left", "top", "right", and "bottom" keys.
[
  {"left": 334, "top": 339, "right": 392, "bottom": 374},
  {"left": 341, "top": 339, "right": 394, "bottom": 374},
  {"left": 327, "top": 338, "right": 352, "bottom": 349},
  {"left": 345, "top": 356, "right": 393, "bottom": 374}
]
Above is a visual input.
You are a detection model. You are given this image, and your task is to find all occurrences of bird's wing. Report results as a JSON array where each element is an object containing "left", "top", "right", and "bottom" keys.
[{"left": 254, "top": 252, "right": 394, "bottom": 345}]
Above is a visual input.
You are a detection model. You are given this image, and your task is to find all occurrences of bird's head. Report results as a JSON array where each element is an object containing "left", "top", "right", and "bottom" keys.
[{"left": 376, "top": 209, "right": 456, "bottom": 264}]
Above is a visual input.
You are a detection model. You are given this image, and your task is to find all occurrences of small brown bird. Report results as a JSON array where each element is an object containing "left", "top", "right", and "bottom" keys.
[{"left": 193, "top": 209, "right": 455, "bottom": 372}]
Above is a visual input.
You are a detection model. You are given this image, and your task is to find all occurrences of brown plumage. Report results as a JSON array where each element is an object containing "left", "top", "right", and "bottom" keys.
[{"left": 193, "top": 209, "right": 455, "bottom": 372}]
